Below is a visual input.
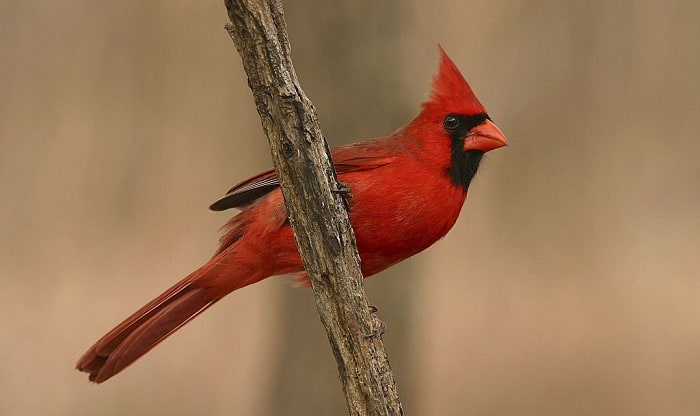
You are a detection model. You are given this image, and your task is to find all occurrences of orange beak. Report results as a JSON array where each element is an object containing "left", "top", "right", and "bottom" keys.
[{"left": 464, "top": 119, "right": 508, "bottom": 152}]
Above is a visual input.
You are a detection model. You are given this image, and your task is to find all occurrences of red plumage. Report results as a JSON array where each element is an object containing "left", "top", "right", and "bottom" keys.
[{"left": 76, "top": 48, "right": 507, "bottom": 383}]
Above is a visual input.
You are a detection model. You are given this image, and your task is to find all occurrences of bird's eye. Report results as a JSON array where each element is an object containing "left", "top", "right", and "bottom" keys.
[{"left": 443, "top": 114, "right": 460, "bottom": 130}]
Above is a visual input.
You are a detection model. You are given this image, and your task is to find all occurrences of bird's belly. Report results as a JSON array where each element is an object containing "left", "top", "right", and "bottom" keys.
[
  {"left": 348, "top": 179, "right": 467, "bottom": 277},
  {"left": 261, "top": 166, "right": 468, "bottom": 279}
]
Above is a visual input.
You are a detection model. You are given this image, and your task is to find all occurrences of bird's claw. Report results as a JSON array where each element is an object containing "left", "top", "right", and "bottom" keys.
[
  {"left": 365, "top": 305, "right": 386, "bottom": 339},
  {"left": 332, "top": 182, "right": 353, "bottom": 199}
]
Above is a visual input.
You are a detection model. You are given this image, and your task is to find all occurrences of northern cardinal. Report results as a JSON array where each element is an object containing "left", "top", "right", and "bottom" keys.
[{"left": 76, "top": 48, "right": 507, "bottom": 383}]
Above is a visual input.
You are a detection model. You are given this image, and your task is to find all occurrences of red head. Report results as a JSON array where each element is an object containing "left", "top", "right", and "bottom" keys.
[
  {"left": 406, "top": 47, "right": 507, "bottom": 189},
  {"left": 419, "top": 46, "right": 507, "bottom": 152},
  {"left": 423, "top": 46, "right": 487, "bottom": 118}
]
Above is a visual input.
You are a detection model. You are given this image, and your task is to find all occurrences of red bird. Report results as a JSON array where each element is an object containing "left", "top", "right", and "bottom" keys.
[{"left": 76, "top": 48, "right": 507, "bottom": 383}]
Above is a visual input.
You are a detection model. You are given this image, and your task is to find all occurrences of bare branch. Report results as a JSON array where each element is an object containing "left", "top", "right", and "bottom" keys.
[{"left": 223, "top": 1, "right": 403, "bottom": 415}]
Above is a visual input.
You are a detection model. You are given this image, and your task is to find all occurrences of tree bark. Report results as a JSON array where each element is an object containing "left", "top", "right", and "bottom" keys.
[
  {"left": 223, "top": 1, "right": 403, "bottom": 415},
  {"left": 266, "top": 1, "right": 415, "bottom": 414}
]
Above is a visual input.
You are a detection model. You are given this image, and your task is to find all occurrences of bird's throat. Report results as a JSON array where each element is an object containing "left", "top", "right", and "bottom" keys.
[{"left": 449, "top": 149, "right": 483, "bottom": 190}]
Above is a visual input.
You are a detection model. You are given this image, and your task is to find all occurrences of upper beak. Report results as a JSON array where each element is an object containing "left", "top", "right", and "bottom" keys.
[{"left": 464, "top": 119, "right": 508, "bottom": 152}]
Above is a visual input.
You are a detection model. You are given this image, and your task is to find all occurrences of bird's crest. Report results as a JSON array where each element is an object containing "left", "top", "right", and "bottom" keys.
[{"left": 423, "top": 46, "right": 486, "bottom": 116}]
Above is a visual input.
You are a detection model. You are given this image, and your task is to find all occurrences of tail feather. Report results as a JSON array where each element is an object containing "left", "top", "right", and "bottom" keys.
[
  {"left": 76, "top": 258, "right": 242, "bottom": 383},
  {"left": 90, "top": 286, "right": 214, "bottom": 383}
]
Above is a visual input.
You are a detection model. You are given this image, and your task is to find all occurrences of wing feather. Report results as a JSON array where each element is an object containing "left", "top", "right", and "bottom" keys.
[{"left": 209, "top": 138, "right": 398, "bottom": 212}]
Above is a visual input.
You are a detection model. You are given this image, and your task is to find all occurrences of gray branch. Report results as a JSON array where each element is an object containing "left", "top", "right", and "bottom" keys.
[{"left": 223, "top": 1, "right": 403, "bottom": 415}]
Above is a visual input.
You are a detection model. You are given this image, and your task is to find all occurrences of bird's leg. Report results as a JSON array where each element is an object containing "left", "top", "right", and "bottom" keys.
[
  {"left": 331, "top": 181, "right": 353, "bottom": 210},
  {"left": 332, "top": 181, "right": 353, "bottom": 199},
  {"left": 365, "top": 305, "right": 386, "bottom": 339}
]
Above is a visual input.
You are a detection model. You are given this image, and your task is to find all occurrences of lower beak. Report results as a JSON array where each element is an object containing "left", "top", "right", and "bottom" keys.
[{"left": 464, "top": 119, "right": 508, "bottom": 152}]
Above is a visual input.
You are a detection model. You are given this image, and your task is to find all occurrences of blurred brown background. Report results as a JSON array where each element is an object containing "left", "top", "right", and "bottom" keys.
[{"left": 1, "top": 1, "right": 699, "bottom": 415}]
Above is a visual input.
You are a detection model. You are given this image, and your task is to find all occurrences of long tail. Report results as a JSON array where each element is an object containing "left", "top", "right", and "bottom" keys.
[{"left": 76, "top": 252, "right": 255, "bottom": 383}]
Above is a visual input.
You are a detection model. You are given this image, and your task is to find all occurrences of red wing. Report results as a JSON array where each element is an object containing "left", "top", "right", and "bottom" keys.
[
  {"left": 209, "top": 138, "right": 397, "bottom": 211},
  {"left": 209, "top": 168, "right": 279, "bottom": 211}
]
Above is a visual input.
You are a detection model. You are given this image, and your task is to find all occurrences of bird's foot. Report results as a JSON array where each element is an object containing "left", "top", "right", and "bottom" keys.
[
  {"left": 332, "top": 181, "right": 354, "bottom": 199},
  {"left": 365, "top": 305, "right": 386, "bottom": 339}
]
